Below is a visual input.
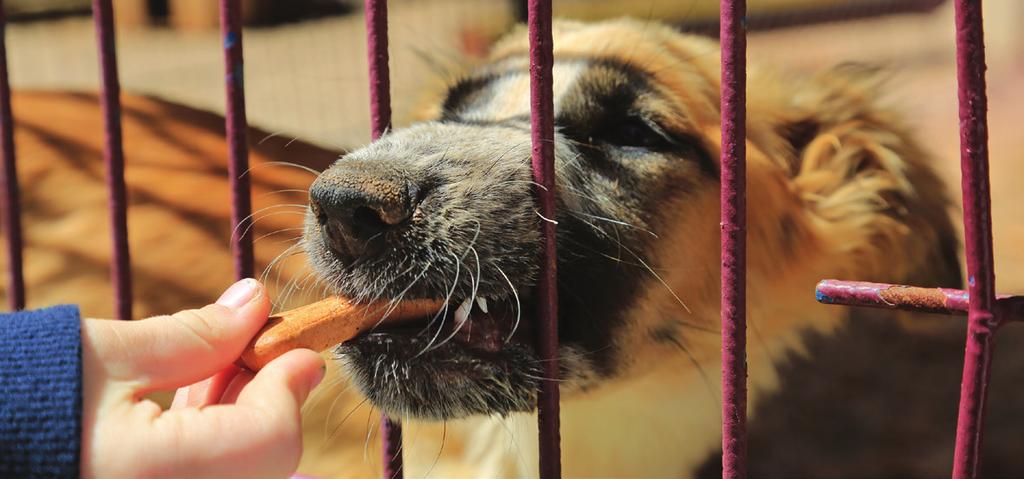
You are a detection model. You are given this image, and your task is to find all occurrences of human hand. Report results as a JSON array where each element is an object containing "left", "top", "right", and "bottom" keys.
[{"left": 80, "top": 279, "right": 325, "bottom": 479}]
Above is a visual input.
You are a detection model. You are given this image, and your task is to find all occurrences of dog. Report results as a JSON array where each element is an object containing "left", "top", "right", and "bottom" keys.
[
  {"left": 6, "top": 19, "right": 1022, "bottom": 479},
  {"left": 298, "top": 19, "right": 1024, "bottom": 478}
]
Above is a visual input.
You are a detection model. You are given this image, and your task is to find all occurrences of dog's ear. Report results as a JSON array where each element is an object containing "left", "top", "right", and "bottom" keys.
[{"left": 779, "top": 64, "right": 961, "bottom": 288}]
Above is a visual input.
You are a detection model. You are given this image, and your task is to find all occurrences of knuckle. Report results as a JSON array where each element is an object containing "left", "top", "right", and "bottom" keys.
[{"left": 173, "top": 304, "right": 234, "bottom": 346}]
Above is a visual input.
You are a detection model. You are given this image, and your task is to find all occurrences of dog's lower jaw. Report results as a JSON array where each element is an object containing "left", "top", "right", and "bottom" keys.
[
  {"left": 336, "top": 338, "right": 540, "bottom": 420},
  {"left": 388, "top": 331, "right": 810, "bottom": 478}
]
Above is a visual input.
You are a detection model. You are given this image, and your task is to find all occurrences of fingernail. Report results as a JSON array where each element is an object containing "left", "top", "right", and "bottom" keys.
[{"left": 216, "top": 278, "right": 259, "bottom": 310}]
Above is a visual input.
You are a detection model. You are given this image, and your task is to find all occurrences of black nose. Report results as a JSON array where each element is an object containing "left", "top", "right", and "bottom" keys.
[{"left": 309, "top": 165, "right": 420, "bottom": 262}]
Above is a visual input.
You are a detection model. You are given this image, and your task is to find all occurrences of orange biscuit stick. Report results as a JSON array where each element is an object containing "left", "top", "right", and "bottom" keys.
[{"left": 240, "top": 297, "right": 443, "bottom": 370}]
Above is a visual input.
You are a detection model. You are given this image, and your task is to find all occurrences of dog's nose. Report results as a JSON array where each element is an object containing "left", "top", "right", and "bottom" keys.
[{"left": 309, "top": 165, "right": 419, "bottom": 261}]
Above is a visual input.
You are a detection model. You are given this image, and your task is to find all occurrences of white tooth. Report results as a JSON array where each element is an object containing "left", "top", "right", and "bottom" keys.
[
  {"left": 476, "top": 297, "right": 489, "bottom": 313},
  {"left": 455, "top": 298, "right": 472, "bottom": 326}
]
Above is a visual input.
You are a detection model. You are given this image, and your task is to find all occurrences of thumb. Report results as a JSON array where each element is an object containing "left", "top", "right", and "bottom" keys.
[{"left": 92, "top": 279, "right": 271, "bottom": 391}]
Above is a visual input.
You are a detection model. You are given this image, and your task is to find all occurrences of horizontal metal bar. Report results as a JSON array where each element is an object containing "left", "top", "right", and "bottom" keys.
[{"left": 815, "top": 280, "right": 1023, "bottom": 322}]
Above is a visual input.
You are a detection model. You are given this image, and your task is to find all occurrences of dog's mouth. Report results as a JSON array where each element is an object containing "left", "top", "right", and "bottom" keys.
[
  {"left": 357, "top": 294, "right": 533, "bottom": 353},
  {"left": 337, "top": 292, "right": 542, "bottom": 420}
]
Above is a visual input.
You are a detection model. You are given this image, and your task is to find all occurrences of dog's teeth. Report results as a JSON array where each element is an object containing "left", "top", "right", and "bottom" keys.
[
  {"left": 455, "top": 298, "right": 472, "bottom": 326},
  {"left": 476, "top": 297, "right": 489, "bottom": 313}
]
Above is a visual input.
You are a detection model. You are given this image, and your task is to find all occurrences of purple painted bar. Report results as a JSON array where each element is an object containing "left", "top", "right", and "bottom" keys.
[
  {"left": 719, "top": 0, "right": 748, "bottom": 478},
  {"left": 92, "top": 0, "right": 132, "bottom": 321},
  {"left": 527, "top": 0, "right": 561, "bottom": 477},
  {"left": 815, "top": 280, "right": 1024, "bottom": 321},
  {"left": 362, "top": 1, "right": 402, "bottom": 476},
  {"left": 951, "top": 1, "right": 998, "bottom": 477},
  {"left": 365, "top": 0, "right": 391, "bottom": 141},
  {"left": 0, "top": 0, "right": 24, "bottom": 311},
  {"left": 219, "top": 0, "right": 254, "bottom": 281}
]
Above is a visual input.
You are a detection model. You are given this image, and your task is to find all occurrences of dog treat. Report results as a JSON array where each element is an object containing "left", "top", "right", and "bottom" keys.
[{"left": 239, "top": 296, "right": 443, "bottom": 370}]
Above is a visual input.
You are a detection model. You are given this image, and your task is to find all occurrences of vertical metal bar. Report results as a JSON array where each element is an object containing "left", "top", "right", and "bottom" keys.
[
  {"left": 527, "top": 0, "right": 561, "bottom": 477},
  {"left": 92, "top": 0, "right": 132, "bottom": 321},
  {"left": 219, "top": 0, "right": 254, "bottom": 281},
  {"left": 0, "top": 0, "right": 23, "bottom": 311},
  {"left": 951, "top": 1, "right": 998, "bottom": 477},
  {"left": 362, "top": 1, "right": 402, "bottom": 477},
  {"left": 365, "top": 0, "right": 391, "bottom": 141},
  {"left": 719, "top": 0, "right": 748, "bottom": 477}
]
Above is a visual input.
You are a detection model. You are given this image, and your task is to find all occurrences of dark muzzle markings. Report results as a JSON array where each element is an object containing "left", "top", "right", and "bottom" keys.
[
  {"left": 305, "top": 122, "right": 545, "bottom": 419},
  {"left": 302, "top": 53, "right": 718, "bottom": 421}
]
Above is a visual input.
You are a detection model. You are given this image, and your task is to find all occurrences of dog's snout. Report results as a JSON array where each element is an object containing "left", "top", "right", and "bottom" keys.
[{"left": 309, "top": 165, "right": 420, "bottom": 261}]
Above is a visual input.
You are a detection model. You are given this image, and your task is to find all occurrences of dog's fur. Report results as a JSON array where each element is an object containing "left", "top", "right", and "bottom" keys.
[
  {"left": 6, "top": 19, "right": 1024, "bottom": 479},
  {"left": 298, "top": 19, "right": 982, "bottom": 478}
]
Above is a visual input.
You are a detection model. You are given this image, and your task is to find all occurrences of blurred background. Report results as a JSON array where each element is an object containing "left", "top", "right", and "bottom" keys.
[
  {"left": 4, "top": 0, "right": 1018, "bottom": 159},
  {"left": 2, "top": 0, "right": 1023, "bottom": 476}
]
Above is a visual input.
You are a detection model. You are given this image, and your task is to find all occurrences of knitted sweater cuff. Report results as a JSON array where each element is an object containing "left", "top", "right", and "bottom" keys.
[{"left": 0, "top": 305, "right": 83, "bottom": 478}]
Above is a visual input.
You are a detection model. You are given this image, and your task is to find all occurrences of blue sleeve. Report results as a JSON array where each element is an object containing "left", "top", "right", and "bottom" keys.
[{"left": 0, "top": 305, "right": 82, "bottom": 478}]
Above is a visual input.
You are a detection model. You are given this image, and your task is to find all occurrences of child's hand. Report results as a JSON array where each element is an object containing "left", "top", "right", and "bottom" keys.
[{"left": 80, "top": 279, "right": 325, "bottom": 479}]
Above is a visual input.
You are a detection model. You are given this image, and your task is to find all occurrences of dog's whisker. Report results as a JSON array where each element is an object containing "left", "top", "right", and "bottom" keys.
[
  {"left": 306, "top": 386, "right": 338, "bottom": 425},
  {"left": 254, "top": 188, "right": 309, "bottom": 199},
  {"left": 235, "top": 210, "right": 308, "bottom": 242},
  {"left": 272, "top": 246, "right": 311, "bottom": 308},
  {"left": 663, "top": 330, "right": 720, "bottom": 411},
  {"left": 427, "top": 220, "right": 484, "bottom": 352},
  {"left": 429, "top": 245, "right": 482, "bottom": 352},
  {"left": 232, "top": 203, "right": 307, "bottom": 233},
  {"left": 370, "top": 261, "right": 433, "bottom": 331},
  {"left": 620, "top": 244, "right": 692, "bottom": 314},
  {"left": 260, "top": 242, "right": 304, "bottom": 287},
  {"left": 242, "top": 160, "right": 322, "bottom": 178},
  {"left": 306, "top": 374, "right": 355, "bottom": 419},
  {"left": 482, "top": 140, "right": 531, "bottom": 177},
  {"left": 573, "top": 215, "right": 704, "bottom": 321},
  {"left": 361, "top": 406, "right": 377, "bottom": 463},
  {"left": 571, "top": 211, "right": 658, "bottom": 238},
  {"left": 417, "top": 252, "right": 461, "bottom": 356},
  {"left": 253, "top": 228, "right": 304, "bottom": 244},
  {"left": 322, "top": 396, "right": 369, "bottom": 450},
  {"left": 495, "top": 265, "right": 522, "bottom": 344},
  {"left": 277, "top": 266, "right": 307, "bottom": 310},
  {"left": 421, "top": 420, "right": 447, "bottom": 479}
]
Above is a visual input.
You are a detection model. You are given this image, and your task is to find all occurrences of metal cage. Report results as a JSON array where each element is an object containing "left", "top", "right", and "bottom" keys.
[{"left": 0, "top": 0, "right": 1019, "bottom": 478}]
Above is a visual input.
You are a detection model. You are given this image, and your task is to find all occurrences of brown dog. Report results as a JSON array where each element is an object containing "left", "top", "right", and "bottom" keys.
[{"left": 300, "top": 19, "right": 1023, "bottom": 478}]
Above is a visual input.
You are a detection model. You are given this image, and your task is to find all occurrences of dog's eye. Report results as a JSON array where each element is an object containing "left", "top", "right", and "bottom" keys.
[{"left": 601, "top": 116, "right": 668, "bottom": 149}]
